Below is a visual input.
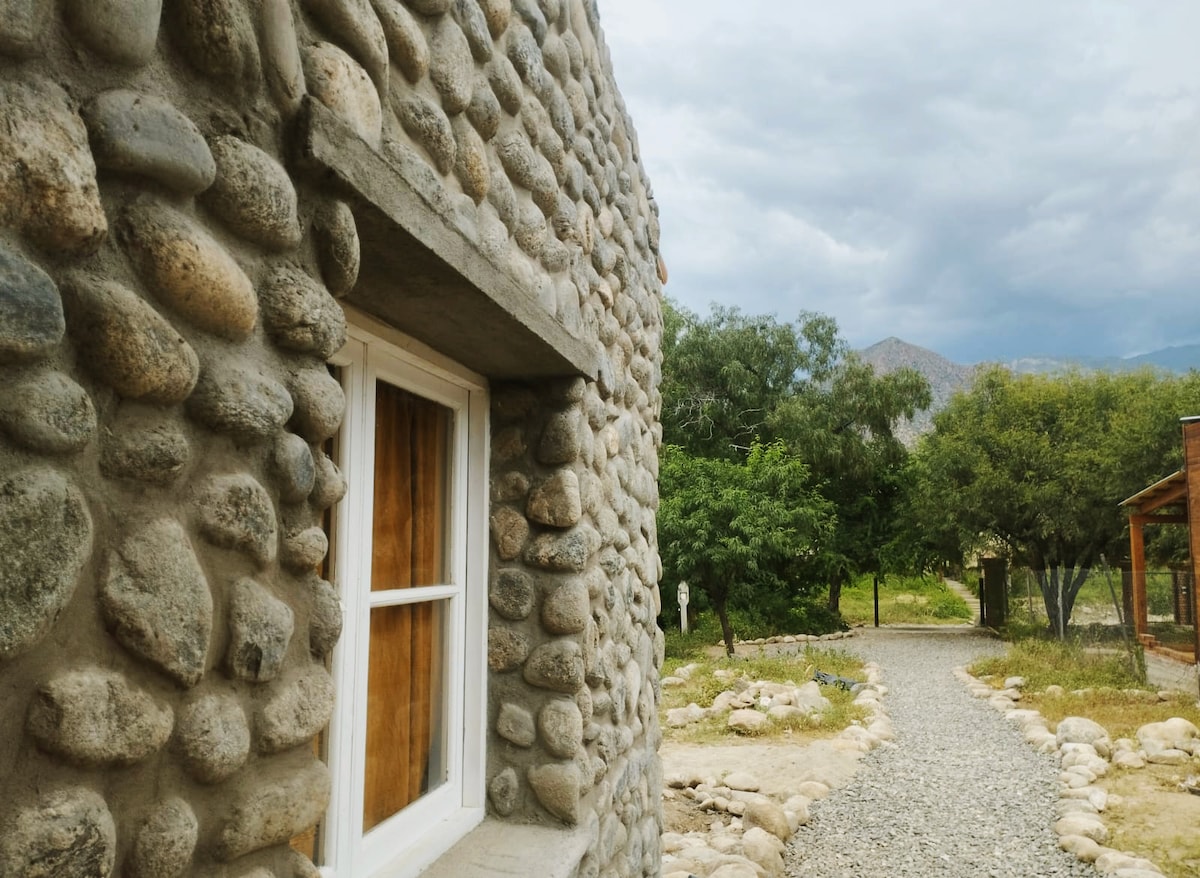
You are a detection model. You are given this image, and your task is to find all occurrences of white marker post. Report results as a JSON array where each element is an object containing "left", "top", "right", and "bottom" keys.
[{"left": 677, "top": 581, "right": 690, "bottom": 633}]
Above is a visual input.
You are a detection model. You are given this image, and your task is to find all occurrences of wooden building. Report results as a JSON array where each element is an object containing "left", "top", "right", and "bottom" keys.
[{"left": 1120, "top": 417, "right": 1200, "bottom": 662}]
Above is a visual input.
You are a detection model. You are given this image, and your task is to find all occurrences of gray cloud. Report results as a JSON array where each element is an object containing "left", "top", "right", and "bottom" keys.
[{"left": 599, "top": 1, "right": 1200, "bottom": 363}]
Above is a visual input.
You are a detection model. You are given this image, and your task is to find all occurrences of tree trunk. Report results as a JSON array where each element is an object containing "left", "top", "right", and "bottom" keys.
[
  {"left": 1062, "top": 565, "right": 1090, "bottom": 626},
  {"left": 715, "top": 594, "right": 735, "bottom": 656},
  {"left": 827, "top": 569, "right": 845, "bottom": 615},
  {"left": 1036, "top": 565, "right": 1065, "bottom": 637},
  {"left": 1036, "top": 563, "right": 1092, "bottom": 636}
]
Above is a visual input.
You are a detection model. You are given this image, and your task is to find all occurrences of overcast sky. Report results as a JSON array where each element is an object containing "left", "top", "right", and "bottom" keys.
[{"left": 597, "top": 1, "right": 1200, "bottom": 364}]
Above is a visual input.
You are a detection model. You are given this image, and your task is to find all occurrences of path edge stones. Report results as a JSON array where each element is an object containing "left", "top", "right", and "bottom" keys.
[{"left": 957, "top": 666, "right": 1175, "bottom": 876}]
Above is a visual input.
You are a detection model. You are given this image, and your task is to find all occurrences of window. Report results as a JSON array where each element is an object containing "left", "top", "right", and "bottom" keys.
[{"left": 318, "top": 318, "right": 488, "bottom": 877}]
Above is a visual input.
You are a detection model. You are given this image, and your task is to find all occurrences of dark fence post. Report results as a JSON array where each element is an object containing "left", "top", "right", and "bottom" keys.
[
  {"left": 978, "top": 567, "right": 986, "bottom": 627},
  {"left": 873, "top": 573, "right": 880, "bottom": 628},
  {"left": 982, "top": 558, "right": 1008, "bottom": 628}
]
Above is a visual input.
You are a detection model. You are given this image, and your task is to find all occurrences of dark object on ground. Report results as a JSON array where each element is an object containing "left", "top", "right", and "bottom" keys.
[{"left": 813, "top": 669, "right": 858, "bottom": 691}]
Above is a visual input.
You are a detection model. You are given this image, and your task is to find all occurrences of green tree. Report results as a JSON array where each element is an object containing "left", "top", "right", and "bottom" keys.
[
  {"left": 657, "top": 442, "right": 834, "bottom": 655},
  {"left": 771, "top": 355, "right": 931, "bottom": 611},
  {"left": 659, "top": 299, "right": 931, "bottom": 614},
  {"left": 660, "top": 301, "right": 843, "bottom": 458},
  {"left": 1105, "top": 369, "right": 1200, "bottom": 565},
  {"left": 908, "top": 367, "right": 1197, "bottom": 633},
  {"left": 887, "top": 449, "right": 974, "bottom": 575}
]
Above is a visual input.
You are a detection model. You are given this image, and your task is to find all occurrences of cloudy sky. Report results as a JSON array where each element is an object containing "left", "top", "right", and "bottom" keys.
[{"left": 597, "top": 1, "right": 1200, "bottom": 364}]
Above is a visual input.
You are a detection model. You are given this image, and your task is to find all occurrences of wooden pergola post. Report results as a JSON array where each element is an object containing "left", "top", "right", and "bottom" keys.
[
  {"left": 1119, "top": 457, "right": 1190, "bottom": 656},
  {"left": 1129, "top": 516, "right": 1149, "bottom": 641},
  {"left": 1184, "top": 419, "right": 1200, "bottom": 664}
]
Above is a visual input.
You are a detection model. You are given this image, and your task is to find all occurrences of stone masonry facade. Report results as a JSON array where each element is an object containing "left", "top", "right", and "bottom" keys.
[{"left": 0, "top": 0, "right": 664, "bottom": 876}]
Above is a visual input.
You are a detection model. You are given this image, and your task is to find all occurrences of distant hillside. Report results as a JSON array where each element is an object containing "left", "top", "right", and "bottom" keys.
[
  {"left": 857, "top": 337, "right": 977, "bottom": 446},
  {"left": 1004, "top": 343, "right": 1200, "bottom": 375},
  {"left": 1127, "top": 344, "right": 1200, "bottom": 372}
]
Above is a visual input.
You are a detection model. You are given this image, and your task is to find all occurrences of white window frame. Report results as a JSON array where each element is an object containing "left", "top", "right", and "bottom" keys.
[{"left": 319, "top": 314, "right": 489, "bottom": 878}]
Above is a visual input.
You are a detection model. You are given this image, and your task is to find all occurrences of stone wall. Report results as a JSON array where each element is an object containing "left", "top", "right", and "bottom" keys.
[
  {"left": 486, "top": 373, "right": 664, "bottom": 877},
  {"left": 0, "top": 0, "right": 664, "bottom": 877}
]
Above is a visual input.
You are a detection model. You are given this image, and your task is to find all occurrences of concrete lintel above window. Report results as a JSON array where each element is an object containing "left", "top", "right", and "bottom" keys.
[{"left": 296, "top": 98, "right": 597, "bottom": 381}]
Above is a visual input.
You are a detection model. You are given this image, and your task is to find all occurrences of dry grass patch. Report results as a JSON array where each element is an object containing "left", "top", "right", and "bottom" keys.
[
  {"left": 1027, "top": 690, "right": 1200, "bottom": 741},
  {"left": 660, "top": 648, "right": 869, "bottom": 746},
  {"left": 1100, "top": 765, "right": 1200, "bottom": 878}
]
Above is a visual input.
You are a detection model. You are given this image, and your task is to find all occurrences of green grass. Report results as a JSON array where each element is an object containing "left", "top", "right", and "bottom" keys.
[
  {"left": 660, "top": 647, "right": 869, "bottom": 744},
  {"left": 662, "top": 646, "right": 864, "bottom": 690},
  {"left": 839, "top": 574, "right": 971, "bottom": 626},
  {"left": 732, "top": 648, "right": 864, "bottom": 682},
  {"left": 1009, "top": 567, "right": 1175, "bottom": 617},
  {"left": 1073, "top": 569, "right": 1174, "bottom": 615},
  {"left": 968, "top": 637, "right": 1146, "bottom": 692},
  {"left": 662, "top": 603, "right": 845, "bottom": 661},
  {"left": 663, "top": 616, "right": 726, "bottom": 662}
]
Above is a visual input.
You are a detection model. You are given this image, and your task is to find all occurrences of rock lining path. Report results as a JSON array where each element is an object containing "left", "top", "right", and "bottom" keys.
[{"left": 785, "top": 628, "right": 1095, "bottom": 877}]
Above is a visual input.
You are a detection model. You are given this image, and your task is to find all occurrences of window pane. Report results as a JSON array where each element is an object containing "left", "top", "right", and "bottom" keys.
[
  {"left": 371, "top": 381, "right": 450, "bottom": 590},
  {"left": 363, "top": 600, "right": 448, "bottom": 832}
]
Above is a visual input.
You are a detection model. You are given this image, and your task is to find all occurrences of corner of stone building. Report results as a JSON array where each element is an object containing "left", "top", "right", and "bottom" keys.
[{"left": 0, "top": 0, "right": 665, "bottom": 875}]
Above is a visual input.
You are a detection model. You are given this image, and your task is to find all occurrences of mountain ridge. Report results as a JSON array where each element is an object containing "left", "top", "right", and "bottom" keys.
[
  {"left": 856, "top": 338, "right": 978, "bottom": 445},
  {"left": 856, "top": 338, "right": 1200, "bottom": 445},
  {"left": 1003, "top": 343, "right": 1200, "bottom": 375}
]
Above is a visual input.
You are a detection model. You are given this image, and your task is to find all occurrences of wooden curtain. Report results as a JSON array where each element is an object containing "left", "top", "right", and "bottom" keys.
[{"left": 363, "top": 380, "right": 448, "bottom": 832}]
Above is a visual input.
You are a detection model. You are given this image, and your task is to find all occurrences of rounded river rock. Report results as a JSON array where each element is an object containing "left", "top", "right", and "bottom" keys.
[
  {"left": 128, "top": 797, "right": 198, "bottom": 878},
  {"left": 100, "top": 517, "right": 212, "bottom": 687},
  {"left": 176, "top": 693, "right": 251, "bottom": 784},
  {"left": 226, "top": 577, "right": 294, "bottom": 683},
  {"left": 0, "top": 787, "right": 115, "bottom": 877},
  {"left": 195, "top": 473, "right": 279, "bottom": 566},
  {"left": 187, "top": 362, "right": 293, "bottom": 442},
  {"left": 61, "top": 274, "right": 199, "bottom": 405},
  {"left": 0, "top": 370, "right": 97, "bottom": 455},
  {"left": 82, "top": 89, "right": 215, "bottom": 194},
  {"left": 0, "top": 468, "right": 92, "bottom": 661},
  {"left": 27, "top": 667, "right": 174, "bottom": 766},
  {"left": 259, "top": 265, "right": 347, "bottom": 358},
  {"left": 202, "top": 135, "right": 302, "bottom": 250},
  {"left": 0, "top": 238, "right": 65, "bottom": 364},
  {"left": 119, "top": 200, "right": 258, "bottom": 340},
  {"left": 0, "top": 76, "right": 107, "bottom": 255}
]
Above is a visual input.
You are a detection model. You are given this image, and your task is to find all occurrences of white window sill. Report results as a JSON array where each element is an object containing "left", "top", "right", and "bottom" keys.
[
  {"left": 416, "top": 817, "right": 593, "bottom": 878},
  {"left": 367, "top": 807, "right": 485, "bottom": 878}
]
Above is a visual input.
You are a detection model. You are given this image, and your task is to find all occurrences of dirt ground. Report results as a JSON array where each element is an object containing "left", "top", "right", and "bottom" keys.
[
  {"left": 1100, "top": 765, "right": 1200, "bottom": 878},
  {"left": 659, "top": 738, "right": 866, "bottom": 834},
  {"left": 662, "top": 636, "right": 873, "bottom": 835},
  {"left": 663, "top": 794, "right": 713, "bottom": 834}
]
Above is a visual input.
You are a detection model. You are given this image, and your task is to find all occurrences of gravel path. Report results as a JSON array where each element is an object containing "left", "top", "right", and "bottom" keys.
[{"left": 785, "top": 628, "right": 1095, "bottom": 877}]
